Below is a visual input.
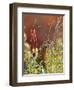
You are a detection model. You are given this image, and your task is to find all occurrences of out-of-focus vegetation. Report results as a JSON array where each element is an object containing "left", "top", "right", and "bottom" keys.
[
  {"left": 24, "top": 16, "right": 63, "bottom": 74},
  {"left": 24, "top": 37, "right": 63, "bottom": 74}
]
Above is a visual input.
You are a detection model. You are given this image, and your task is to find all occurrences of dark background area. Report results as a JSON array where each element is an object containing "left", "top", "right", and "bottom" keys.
[{"left": 23, "top": 14, "right": 63, "bottom": 48}]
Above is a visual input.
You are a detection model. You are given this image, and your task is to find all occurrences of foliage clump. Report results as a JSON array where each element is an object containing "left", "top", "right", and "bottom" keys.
[{"left": 24, "top": 37, "right": 63, "bottom": 74}]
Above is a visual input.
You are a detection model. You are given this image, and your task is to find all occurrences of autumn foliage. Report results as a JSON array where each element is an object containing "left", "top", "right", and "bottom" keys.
[{"left": 24, "top": 15, "right": 63, "bottom": 74}]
